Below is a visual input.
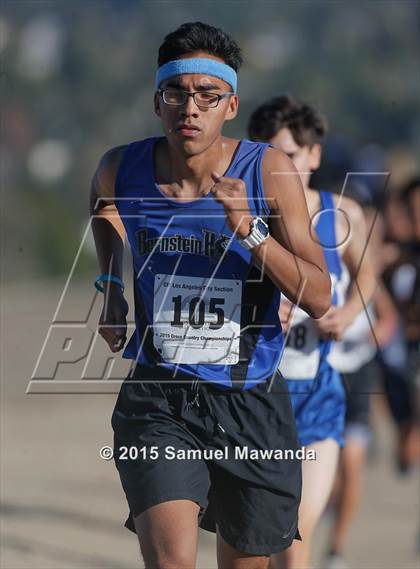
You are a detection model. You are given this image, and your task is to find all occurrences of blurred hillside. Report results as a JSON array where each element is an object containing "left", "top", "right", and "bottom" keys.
[{"left": 2, "top": 1, "right": 419, "bottom": 280}]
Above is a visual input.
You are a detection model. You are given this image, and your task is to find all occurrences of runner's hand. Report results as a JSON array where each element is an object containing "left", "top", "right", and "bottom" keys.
[
  {"left": 210, "top": 172, "right": 253, "bottom": 238},
  {"left": 98, "top": 284, "right": 129, "bottom": 352},
  {"left": 279, "top": 299, "right": 294, "bottom": 332},
  {"left": 315, "top": 305, "right": 352, "bottom": 341}
]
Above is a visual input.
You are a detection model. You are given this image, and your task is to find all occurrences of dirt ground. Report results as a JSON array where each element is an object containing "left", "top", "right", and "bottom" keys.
[{"left": 1, "top": 280, "right": 419, "bottom": 569}]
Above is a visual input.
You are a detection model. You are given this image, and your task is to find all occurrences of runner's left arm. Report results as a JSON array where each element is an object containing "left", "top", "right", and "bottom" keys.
[
  {"left": 341, "top": 198, "right": 376, "bottom": 319},
  {"left": 211, "top": 148, "right": 331, "bottom": 319},
  {"left": 317, "top": 197, "right": 376, "bottom": 340}
]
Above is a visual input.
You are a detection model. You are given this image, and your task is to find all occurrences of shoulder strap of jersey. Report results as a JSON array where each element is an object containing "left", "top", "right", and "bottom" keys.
[
  {"left": 115, "top": 138, "right": 156, "bottom": 198},
  {"left": 255, "top": 142, "right": 271, "bottom": 218},
  {"left": 318, "top": 190, "right": 342, "bottom": 280}
]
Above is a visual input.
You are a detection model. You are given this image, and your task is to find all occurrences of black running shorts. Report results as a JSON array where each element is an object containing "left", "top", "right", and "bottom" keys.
[
  {"left": 111, "top": 364, "right": 302, "bottom": 556},
  {"left": 343, "top": 359, "right": 379, "bottom": 427}
]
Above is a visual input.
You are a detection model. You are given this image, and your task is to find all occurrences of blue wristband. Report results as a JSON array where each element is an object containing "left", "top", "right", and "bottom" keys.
[{"left": 94, "top": 274, "right": 125, "bottom": 293}]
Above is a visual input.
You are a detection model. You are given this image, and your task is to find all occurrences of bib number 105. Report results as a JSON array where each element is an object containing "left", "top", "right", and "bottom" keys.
[{"left": 170, "top": 296, "right": 225, "bottom": 330}]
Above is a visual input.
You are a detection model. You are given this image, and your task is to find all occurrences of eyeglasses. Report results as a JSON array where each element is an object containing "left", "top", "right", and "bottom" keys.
[{"left": 158, "top": 89, "right": 234, "bottom": 109}]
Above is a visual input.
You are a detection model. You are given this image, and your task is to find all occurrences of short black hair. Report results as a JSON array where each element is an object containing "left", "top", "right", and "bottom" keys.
[
  {"left": 158, "top": 22, "right": 243, "bottom": 72},
  {"left": 248, "top": 94, "right": 328, "bottom": 147}
]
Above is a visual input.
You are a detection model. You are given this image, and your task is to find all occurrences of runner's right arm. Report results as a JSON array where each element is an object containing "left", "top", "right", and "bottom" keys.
[{"left": 90, "top": 146, "right": 129, "bottom": 352}]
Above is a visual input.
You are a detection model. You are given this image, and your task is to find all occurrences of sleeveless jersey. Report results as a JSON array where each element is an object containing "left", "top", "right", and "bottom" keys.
[
  {"left": 281, "top": 191, "right": 346, "bottom": 447},
  {"left": 279, "top": 191, "right": 344, "bottom": 380},
  {"left": 115, "top": 137, "right": 283, "bottom": 390}
]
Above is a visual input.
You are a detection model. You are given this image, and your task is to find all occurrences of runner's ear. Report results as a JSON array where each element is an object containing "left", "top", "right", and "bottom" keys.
[
  {"left": 224, "top": 94, "right": 239, "bottom": 122},
  {"left": 309, "top": 143, "right": 322, "bottom": 170}
]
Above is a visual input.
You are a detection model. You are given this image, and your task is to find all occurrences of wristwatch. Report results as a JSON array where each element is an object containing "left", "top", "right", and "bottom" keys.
[{"left": 238, "top": 217, "right": 270, "bottom": 250}]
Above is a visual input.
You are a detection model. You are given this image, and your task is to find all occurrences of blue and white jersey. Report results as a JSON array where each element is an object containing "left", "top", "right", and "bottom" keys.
[
  {"left": 279, "top": 191, "right": 347, "bottom": 447},
  {"left": 115, "top": 137, "right": 283, "bottom": 390},
  {"left": 279, "top": 191, "right": 345, "bottom": 380}
]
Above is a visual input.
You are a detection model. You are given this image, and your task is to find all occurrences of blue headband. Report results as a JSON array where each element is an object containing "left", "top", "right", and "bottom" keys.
[{"left": 155, "top": 58, "right": 237, "bottom": 93}]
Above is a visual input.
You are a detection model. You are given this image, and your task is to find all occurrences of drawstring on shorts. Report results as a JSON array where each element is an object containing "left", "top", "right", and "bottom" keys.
[
  {"left": 186, "top": 377, "right": 201, "bottom": 410},
  {"left": 186, "top": 378, "right": 227, "bottom": 438}
]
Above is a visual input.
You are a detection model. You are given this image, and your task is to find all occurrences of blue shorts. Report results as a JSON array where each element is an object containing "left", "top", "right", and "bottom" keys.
[{"left": 287, "top": 366, "right": 345, "bottom": 447}]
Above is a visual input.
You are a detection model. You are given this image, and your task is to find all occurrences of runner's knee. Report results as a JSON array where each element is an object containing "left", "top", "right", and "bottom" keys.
[
  {"left": 141, "top": 548, "right": 196, "bottom": 569},
  {"left": 138, "top": 528, "right": 197, "bottom": 569},
  {"left": 134, "top": 501, "right": 199, "bottom": 568}
]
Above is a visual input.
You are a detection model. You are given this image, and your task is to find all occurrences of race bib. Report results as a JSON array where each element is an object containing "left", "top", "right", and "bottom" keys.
[
  {"left": 279, "top": 306, "right": 320, "bottom": 379},
  {"left": 153, "top": 274, "right": 242, "bottom": 365}
]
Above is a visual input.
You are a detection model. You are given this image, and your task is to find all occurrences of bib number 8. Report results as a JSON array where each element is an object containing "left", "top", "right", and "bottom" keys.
[
  {"left": 286, "top": 324, "right": 307, "bottom": 349},
  {"left": 171, "top": 296, "right": 225, "bottom": 330}
]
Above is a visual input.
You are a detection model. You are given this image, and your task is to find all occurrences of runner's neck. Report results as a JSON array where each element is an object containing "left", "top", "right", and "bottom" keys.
[
  {"left": 154, "top": 137, "right": 240, "bottom": 199},
  {"left": 304, "top": 187, "right": 322, "bottom": 217}
]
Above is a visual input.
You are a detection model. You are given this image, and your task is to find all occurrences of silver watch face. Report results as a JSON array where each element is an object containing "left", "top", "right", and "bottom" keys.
[
  {"left": 238, "top": 217, "right": 269, "bottom": 249},
  {"left": 255, "top": 218, "right": 269, "bottom": 237}
]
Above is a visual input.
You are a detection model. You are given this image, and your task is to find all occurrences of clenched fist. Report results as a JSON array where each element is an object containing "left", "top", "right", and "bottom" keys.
[
  {"left": 98, "top": 283, "right": 129, "bottom": 352},
  {"left": 279, "top": 298, "right": 294, "bottom": 332},
  {"left": 315, "top": 305, "right": 353, "bottom": 341},
  {"left": 210, "top": 172, "right": 252, "bottom": 238}
]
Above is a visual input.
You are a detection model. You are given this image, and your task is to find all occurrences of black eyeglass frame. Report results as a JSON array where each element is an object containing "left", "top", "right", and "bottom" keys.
[{"left": 158, "top": 88, "right": 235, "bottom": 108}]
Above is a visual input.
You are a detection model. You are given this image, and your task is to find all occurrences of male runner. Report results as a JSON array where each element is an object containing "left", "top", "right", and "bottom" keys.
[
  {"left": 90, "top": 24, "right": 331, "bottom": 569},
  {"left": 248, "top": 95, "right": 376, "bottom": 569}
]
